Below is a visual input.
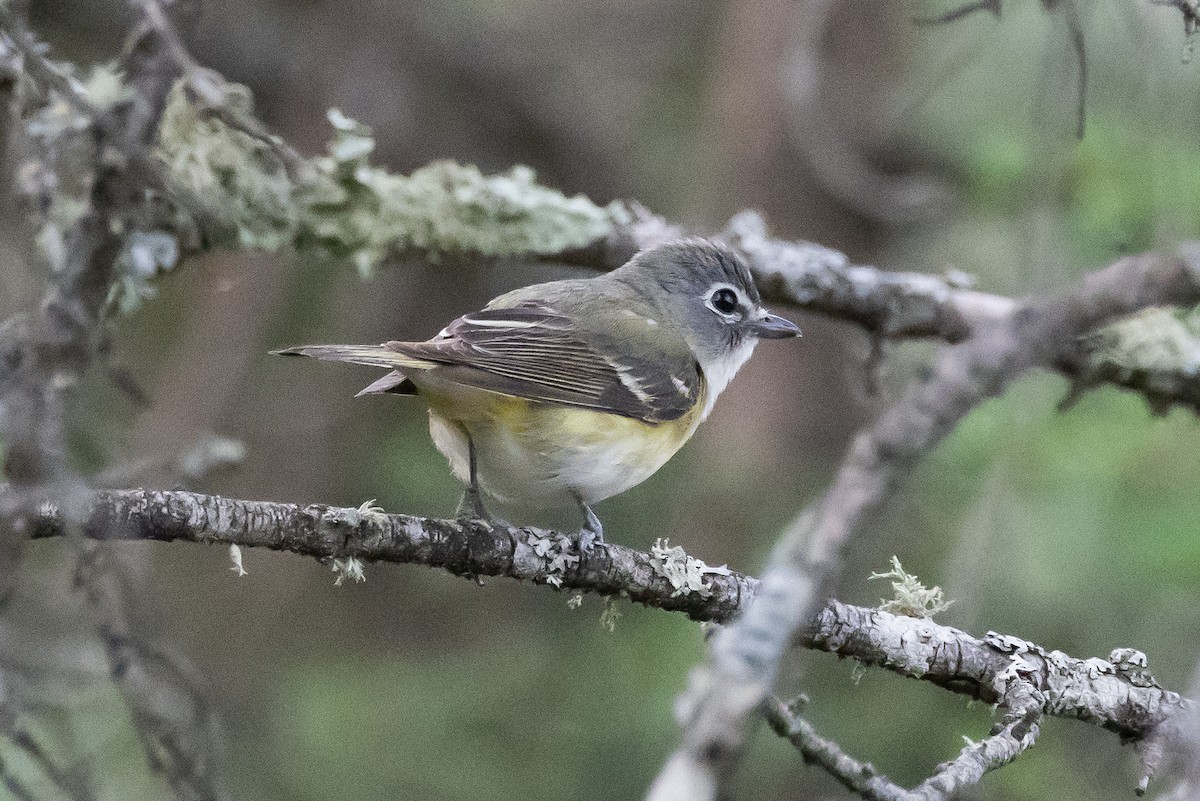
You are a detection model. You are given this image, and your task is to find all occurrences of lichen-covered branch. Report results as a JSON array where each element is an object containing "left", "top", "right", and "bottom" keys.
[
  {"left": 23, "top": 488, "right": 1192, "bottom": 748},
  {"left": 29, "top": 488, "right": 757, "bottom": 623},
  {"left": 798, "top": 601, "right": 1185, "bottom": 741},
  {"left": 156, "top": 81, "right": 616, "bottom": 272},
  {"left": 2, "top": 7, "right": 1199, "bottom": 800},
  {"left": 787, "top": 601, "right": 1200, "bottom": 799},
  {"left": 0, "top": 7, "right": 229, "bottom": 800}
]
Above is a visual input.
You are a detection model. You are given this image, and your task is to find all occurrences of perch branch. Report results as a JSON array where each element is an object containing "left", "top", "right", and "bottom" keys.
[
  {"left": 30, "top": 488, "right": 757, "bottom": 623},
  {"left": 3, "top": 9, "right": 1200, "bottom": 800},
  {"left": 22, "top": 488, "right": 1192, "bottom": 748}
]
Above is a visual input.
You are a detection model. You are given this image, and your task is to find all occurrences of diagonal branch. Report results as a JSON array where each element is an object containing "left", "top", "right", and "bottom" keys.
[{"left": 649, "top": 245, "right": 1200, "bottom": 800}]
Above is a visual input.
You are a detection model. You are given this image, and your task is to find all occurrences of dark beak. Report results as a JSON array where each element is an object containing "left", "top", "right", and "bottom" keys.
[{"left": 749, "top": 312, "right": 801, "bottom": 339}]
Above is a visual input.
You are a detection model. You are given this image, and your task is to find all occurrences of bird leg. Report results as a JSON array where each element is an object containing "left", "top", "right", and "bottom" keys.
[
  {"left": 456, "top": 436, "right": 491, "bottom": 522},
  {"left": 573, "top": 493, "right": 604, "bottom": 552}
]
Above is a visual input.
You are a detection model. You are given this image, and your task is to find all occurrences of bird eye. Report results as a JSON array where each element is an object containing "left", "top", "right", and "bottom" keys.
[{"left": 710, "top": 288, "right": 739, "bottom": 315}]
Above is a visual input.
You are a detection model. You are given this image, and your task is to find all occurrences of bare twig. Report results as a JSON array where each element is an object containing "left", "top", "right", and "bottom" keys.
[
  {"left": 76, "top": 545, "right": 226, "bottom": 801},
  {"left": 6, "top": 727, "right": 95, "bottom": 801},
  {"left": 913, "top": 0, "right": 1003, "bottom": 25},
  {"left": 1150, "top": 657, "right": 1200, "bottom": 799},
  {"left": 1151, "top": 0, "right": 1200, "bottom": 37},
  {"left": 765, "top": 693, "right": 1040, "bottom": 801},
  {"left": 0, "top": 6, "right": 93, "bottom": 113},
  {"left": 912, "top": 0, "right": 1089, "bottom": 137}
]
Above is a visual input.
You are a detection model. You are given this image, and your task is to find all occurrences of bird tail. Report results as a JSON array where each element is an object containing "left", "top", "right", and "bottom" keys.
[
  {"left": 273, "top": 344, "right": 426, "bottom": 370},
  {"left": 273, "top": 344, "right": 432, "bottom": 396}
]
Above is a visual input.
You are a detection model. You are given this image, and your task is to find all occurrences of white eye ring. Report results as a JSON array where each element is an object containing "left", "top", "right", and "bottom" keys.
[{"left": 706, "top": 284, "right": 742, "bottom": 317}]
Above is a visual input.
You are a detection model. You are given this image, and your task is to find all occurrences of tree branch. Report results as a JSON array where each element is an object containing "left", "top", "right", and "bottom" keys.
[
  {"left": 23, "top": 488, "right": 1193, "bottom": 753},
  {"left": 3, "top": 9, "right": 1199, "bottom": 799},
  {"left": 29, "top": 488, "right": 757, "bottom": 623},
  {"left": 0, "top": 7, "right": 226, "bottom": 799}
]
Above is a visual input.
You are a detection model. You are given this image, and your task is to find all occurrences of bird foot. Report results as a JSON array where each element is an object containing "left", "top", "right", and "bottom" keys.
[
  {"left": 576, "top": 503, "right": 605, "bottom": 553},
  {"left": 455, "top": 487, "right": 494, "bottom": 527}
]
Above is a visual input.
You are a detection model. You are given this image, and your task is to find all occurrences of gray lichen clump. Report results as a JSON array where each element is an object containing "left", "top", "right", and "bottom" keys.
[{"left": 156, "top": 80, "right": 614, "bottom": 275}]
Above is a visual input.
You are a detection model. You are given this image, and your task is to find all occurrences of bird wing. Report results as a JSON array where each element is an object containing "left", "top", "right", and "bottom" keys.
[{"left": 389, "top": 306, "right": 701, "bottom": 423}]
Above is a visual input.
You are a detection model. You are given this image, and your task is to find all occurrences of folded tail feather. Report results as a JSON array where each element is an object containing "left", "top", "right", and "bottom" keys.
[
  {"left": 273, "top": 344, "right": 435, "bottom": 370},
  {"left": 274, "top": 345, "right": 430, "bottom": 397}
]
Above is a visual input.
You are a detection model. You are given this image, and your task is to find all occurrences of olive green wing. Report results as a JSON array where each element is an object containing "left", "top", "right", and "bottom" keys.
[{"left": 390, "top": 305, "right": 701, "bottom": 423}]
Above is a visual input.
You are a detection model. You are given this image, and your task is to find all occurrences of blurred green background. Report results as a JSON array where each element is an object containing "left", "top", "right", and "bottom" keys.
[{"left": 2, "top": 0, "right": 1199, "bottom": 799}]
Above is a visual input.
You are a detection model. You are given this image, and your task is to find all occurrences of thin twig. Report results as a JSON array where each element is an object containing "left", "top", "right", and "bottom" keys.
[
  {"left": 0, "top": 6, "right": 93, "bottom": 113},
  {"left": 765, "top": 694, "right": 1040, "bottom": 801}
]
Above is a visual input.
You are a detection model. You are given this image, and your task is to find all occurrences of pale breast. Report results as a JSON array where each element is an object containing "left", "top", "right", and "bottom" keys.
[{"left": 427, "top": 394, "right": 705, "bottom": 508}]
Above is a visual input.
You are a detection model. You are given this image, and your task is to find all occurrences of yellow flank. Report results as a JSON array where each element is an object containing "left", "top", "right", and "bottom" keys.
[{"left": 418, "top": 380, "right": 707, "bottom": 507}]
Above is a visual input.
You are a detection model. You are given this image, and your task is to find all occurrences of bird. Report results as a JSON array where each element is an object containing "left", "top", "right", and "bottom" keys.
[{"left": 275, "top": 238, "right": 800, "bottom": 550}]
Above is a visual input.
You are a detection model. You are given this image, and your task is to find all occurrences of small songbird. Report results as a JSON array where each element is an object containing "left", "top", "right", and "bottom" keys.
[{"left": 276, "top": 239, "right": 799, "bottom": 549}]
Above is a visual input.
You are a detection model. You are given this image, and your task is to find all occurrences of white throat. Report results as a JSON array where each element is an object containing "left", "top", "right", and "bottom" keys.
[{"left": 697, "top": 339, "right": 758, "bottom": 421}]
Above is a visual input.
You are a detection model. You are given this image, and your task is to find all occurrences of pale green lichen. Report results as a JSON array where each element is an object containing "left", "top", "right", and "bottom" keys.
[
  {"left": 353, "top": 498, "right": 387, "bottom": 517},
  {"left": 300, "top": 111, "right": 612, "bottom": 274},
  {"left": 599, "top": 596, "right": 621, "bottom": 632},
  {"left": 80, "top": 62, "right": 133, "bottom": 112},
  {"left": 109, "top": 230, "right": 180, "bottom": 314},
  {"left": 157, "top": 80, "right": 297, "bottom": 252},
  {"left": 649, "top": 538, "right": 733, "bottom": 599},
  {"left": 331, "top": 556, "right": 366, "bottom": 586},
  {"left": 23, "top": 92, "right": 95, "bottom": 273},
  {"left": 869, "top": 556, "right": 953, "bottom": 619},
  {"left": 1083, "top": 307, "right": 1200, "bottom": 379},
  {"left": 157, "top": 79, "right": 614, "bottom": 276}
]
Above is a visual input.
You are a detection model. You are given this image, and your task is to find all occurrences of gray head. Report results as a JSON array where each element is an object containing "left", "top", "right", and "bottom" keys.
[{"left": 614, "top": 238, "right": 800, "bottom": 367}]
